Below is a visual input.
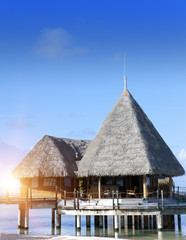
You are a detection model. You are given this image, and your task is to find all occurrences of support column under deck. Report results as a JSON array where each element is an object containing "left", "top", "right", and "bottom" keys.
[
  {"left": 56, "top": 213, "right": 61, "bottom": 229},
  {"left": 52, "top": 208, "right": 55, "bottom": 228},
  {"left": 76, "top": 215, "right": 81, "bottom": 230},
  {"left": 114, "top": 215, "right": 119, "bottom": 231},
  {"left": 157, "top": 214, "right": 163, "bottom": 231}
]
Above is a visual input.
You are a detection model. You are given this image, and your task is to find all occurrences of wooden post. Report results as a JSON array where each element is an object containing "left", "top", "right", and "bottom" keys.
[
  {"left": 94, "top": 216, "right": 99, "bottom": 228},
  {"left": 116, "top": 190, "right": 119, "bottom": 209},
  {"left": 64, "top": 190, "right": 66, "bottom": 206},
  {"left": 157, "top": 214, "right": 163, "bottom": 231},
  {"left": 99, "top": 216, "right": 103, "bottom": 228},
  {"left": 112, "top": 190, "right": 115, "bottom": 209},
  {"left": 73, "top": 190, "right": 76, "bottom": 209},
  {"left": 132, "top": 215, "right": 135, "bottom": 230},
  {"left": 178, "top": 215, "right": 181, "bottom": 231},
  {"left": 124, "top": 215, "right": 128, "bottom": 229},
  {"left": 153, "top": 215, "right": 156, "bottom": 229},
  {"left": 151, "top": 215, "right": 153, "bottom": 229},
  {"left": 86, "top": 215, "right": 91, "bottom": 228},
  {"left": 121, "top": 216, "right": 124, "bottom": 228},
  {"left": 169, "top": 176, "right": 172, "bottom": 198},
  {"left": 143, "top": 175, "right": 147, "bottom": 199},
  {"left": 104, "top": 216, "right": 108, "bottom": 228},
  {"left": 55, "top": 186, "right": 58, "bottom": 210},
  {"left": 98, "top": 176, "right": 101, "bottom": 199},
  {"left": 51, "top": 208, "right": 55, "bottom": 228},
  {"left": 26, "top": 187, "right": 28, "bottom": 204},
  {"left": 24, "top": 208, "right": 29, "bottom": 229},
  {"left": 21, "top": 209, "right": 25, "bottom": 229},
  {"left": 157, "top": 190, "right": 159, "bottom": 209},
  {"left": 114, "top": 215, "right": 119, "bottom": 231},
  {"left": 18, "top": 208, "right": 21, "bottom": 228},
  {"left": 76, "top": 215, "right": 81, "bottom": 230},
  {"left": 30, "top": 187, "right": 32, "bottom": 209},
  {"left": 161, "top": 190, "right": 164, "bottom": 210},
  {"left": 77, "top": 191, "right": 79, "bottom": 209},
  {"left": 148, "top": 215, "right": 151, "bottom": 229},
  {"left": 25, "top": 187, "right": 29, "bottom": 229},
  {"left": 144, "top": 215, "right": 148, "bottom": 229},
  {"left": 171, "top": 215, "right": 175, "bottom": 229},
  {"left": 141, "top": 215, "right": 144, "bottom": 229},
  {"left": 137, "top": 215, "right": 140, "bottom": 229},
  {"left": 56, "top": 213, "right": 61, "bottom": 229}
]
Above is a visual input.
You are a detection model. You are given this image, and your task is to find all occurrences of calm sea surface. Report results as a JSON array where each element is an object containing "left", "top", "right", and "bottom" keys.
[{"left": 0, "top": 205, "right": 186, "bottom": 239}]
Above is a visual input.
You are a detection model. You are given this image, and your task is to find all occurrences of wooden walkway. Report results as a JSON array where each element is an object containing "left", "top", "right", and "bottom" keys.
[
  {"left": 58, "top": 198, "right": 186, "bottom": 215},
  {"left": 1, "top": 190, "right": 186, "bottom": 231}
]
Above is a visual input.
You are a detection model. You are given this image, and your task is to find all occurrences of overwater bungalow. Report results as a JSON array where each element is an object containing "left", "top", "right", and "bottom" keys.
[
  {"left": 11, "top": 77, "right": 185, "bottom": 231},
  {"left": 12, "top": 78, "right": 184, "bottom": 200}
]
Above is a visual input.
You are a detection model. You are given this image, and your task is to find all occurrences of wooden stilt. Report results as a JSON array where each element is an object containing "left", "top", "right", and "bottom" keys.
[
  {"left": 144, "top": 215, "right": 148, "bottom": 229},
  {"left": 98, "top": 176, "right": 101, "bottom": 199},
  {"left": 157, "top": 214, "right": 163, "bottom": 231},
  {"left": 21, "top": 209, "right": 25, "bottom": 229},
  {"left": 143, "top": 175, "right": 147, "bottom": 199},
  {"left": 114, "top": 215, "right": 119, "bottom": 231},
  {"left": 56, "top": 213, "right": 61, "bottom": 229},
  {"left": 124, "top": 215, "right": 128, "bottom": 230},
  {"left": 153, "top": 215, "right": 156, "bottom": 229},
  {"left": 141, "top": 215, "right": 144, "bottom": 230},
  {"left": 121, "top": 216, "right": 124, "bottom": 228},
  {"left": 86, "top": 215, "right": 91, "bottom": 228},
  {"left": 24, "top": 208, "right": 29, "bottom": 229},
  {"left": 178, "top": 215, "right": 181, "bottom": 231},
  {"left": 148, "top": 215, "right": 150, "bottom": 229},
  {"left": 52, "top": 208, "right": 55, "bottom": 229},
  {"left": 151, "top": 215, "right": 153, "bottom": 229},
  {"left": 104, "top": 216, "right": 108, "bottom": 228},
  {"left": 18, "top": 208, "right": 21, "bottom": 228},
  {"left": 132, "top": 215, "right": 135, "bottom": 230},
  {"left": 171, "top": 215, "right": 175, "bottom": 229},
  {"left": 137, "top": 216, "right": 140, "bottom": 229},
  {"left": 99, "top": 216, "right": 103, "bottom": 228},
  {"left": 76, "top": 215, "right": 81, "bottom": 230},
  {"left": 128, "top": 216, "right": 132, "bottom": 229},
  {"left": 95, "top": 216, "right": 99, "bottom": 228}
]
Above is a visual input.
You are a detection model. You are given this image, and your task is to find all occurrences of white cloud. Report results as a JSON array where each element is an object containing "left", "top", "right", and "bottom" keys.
[
  {"left": 179, "top": 148, "right": 186, "bottom": 160},
  {"left": 34, "top": 27, "right": 87, "bottom": 58},
  {"left": 7, "top": 119, "right": 30, "bottom": 129}
]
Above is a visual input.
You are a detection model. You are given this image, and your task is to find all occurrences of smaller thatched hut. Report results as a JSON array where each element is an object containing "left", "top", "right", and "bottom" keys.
[{"left": 12, "top": 135, "right": 90, "bottom": 198}]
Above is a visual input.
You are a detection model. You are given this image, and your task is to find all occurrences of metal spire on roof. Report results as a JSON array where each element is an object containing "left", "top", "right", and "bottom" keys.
[
  {"left": 124, "top": 75, "right": 127, "bottom": 90},
  {"left": 124, "top": 55, "right": 127, "bottom": 90}
]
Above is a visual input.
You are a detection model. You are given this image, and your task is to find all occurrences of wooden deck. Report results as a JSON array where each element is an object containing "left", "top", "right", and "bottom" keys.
[
  {"left": 0, "top": 196, "right": 56, "bottom": 209},
  {"left": 58, "top": 198, "right": 186, "bottom": 215},
  {"left": 1, "top": 191, "right": 186, "bottom": 231}
]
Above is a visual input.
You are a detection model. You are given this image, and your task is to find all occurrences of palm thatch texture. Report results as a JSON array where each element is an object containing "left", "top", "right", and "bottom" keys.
[
  {"left": 78, "top": 89, "right": 185, "bottom": 177},
  {"left": 12, "top": 135, "right": 90, "bottom": 178}
]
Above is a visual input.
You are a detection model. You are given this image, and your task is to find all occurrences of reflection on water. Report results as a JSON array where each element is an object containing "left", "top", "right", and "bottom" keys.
[{"left": 0, "top": 205, "right": 186, "bottom": 239}]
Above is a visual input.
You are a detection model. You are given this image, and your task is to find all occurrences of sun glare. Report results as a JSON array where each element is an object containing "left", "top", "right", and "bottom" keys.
[{"left": 0, "top": 173, "right": 19, "bottom": 192}]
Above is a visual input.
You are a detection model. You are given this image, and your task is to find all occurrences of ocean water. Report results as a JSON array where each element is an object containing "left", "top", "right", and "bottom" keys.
[{"left": 0, "top": 204, "right": 186, "bottom": 239}]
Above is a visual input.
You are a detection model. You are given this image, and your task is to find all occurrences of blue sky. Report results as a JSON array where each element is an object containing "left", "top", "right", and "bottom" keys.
[{"left": 0, "top": 0, "right": 186, "bottom": 186}]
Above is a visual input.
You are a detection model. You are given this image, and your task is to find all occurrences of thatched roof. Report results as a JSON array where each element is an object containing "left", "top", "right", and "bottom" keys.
[
  {"left": 78, "top": 89, "right": 185, "bottom": 177},
  {"left": 12, "top": 135, "right": 90, "bottom": 178}
]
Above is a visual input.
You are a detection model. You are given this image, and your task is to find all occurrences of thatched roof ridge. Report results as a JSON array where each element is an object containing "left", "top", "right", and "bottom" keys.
[
  {"left": 12, "top": 135, "right": 90, "bottom": 178},
  {"left": 78, "top": 89, "right": 185, "bottom": 177}
]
